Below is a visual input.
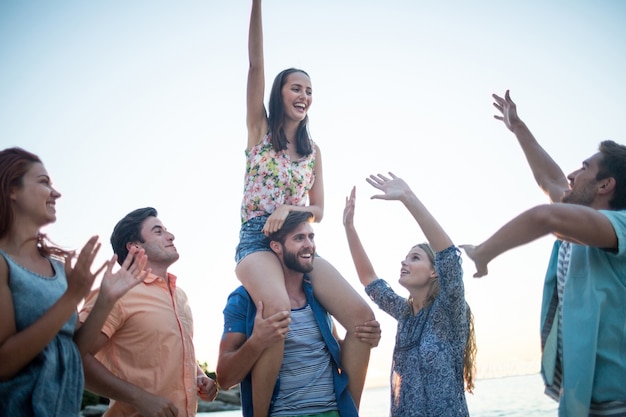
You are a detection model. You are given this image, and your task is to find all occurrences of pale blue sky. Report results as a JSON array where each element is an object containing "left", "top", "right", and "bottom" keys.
[{"left": 1, "top": 0, "right": 625, "bottom": 387}]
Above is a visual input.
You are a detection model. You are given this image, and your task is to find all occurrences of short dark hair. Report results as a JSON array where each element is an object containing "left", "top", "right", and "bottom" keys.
[
  {"left": 267, "top": 211, "right": 314, "bottom": 245},
  {"left": 597, "top": 140, "right": 626, "bottom": 210},
  {"left": 111, "top": 207, "right": 157, "bottom": 265}
]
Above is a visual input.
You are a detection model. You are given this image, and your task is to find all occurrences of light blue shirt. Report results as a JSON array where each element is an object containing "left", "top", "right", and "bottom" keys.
[{"left": 540, "top": 210, "right": 626, "bottom": 416}]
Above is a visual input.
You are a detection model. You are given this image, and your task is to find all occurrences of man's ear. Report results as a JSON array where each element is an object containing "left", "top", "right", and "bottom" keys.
[
  {"left": 126, "top": 242, "right": 140, "bottom": 251},
  {"left": 269, "top": 240, "right": 282, "bottom": 255},
  {"left": 598, "top": 177, "right": 616, "bottom": 195}
]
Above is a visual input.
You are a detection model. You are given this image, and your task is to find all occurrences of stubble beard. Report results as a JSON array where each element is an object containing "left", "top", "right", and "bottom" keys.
[{"left": 561, "top": 181, "right": 596, "bottom": 206}]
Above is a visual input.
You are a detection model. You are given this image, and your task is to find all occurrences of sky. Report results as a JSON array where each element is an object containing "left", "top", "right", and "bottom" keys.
[{"left": 1, "top": 0, "right": 625, "bottom": 389}]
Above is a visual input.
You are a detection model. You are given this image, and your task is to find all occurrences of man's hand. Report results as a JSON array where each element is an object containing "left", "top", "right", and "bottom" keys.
[
  {"left": 354, "top": 319, "right": 382, "bottom": 348},
  {"left": 197, "top": 375, "right": 219, "bottom": 402},
  {"left": 250, "top": 300, "right": 291, "bottom": 349},
  {"left": 459, "top": 244, "right": 489, "bottom": 278},
  {"left": 134, "top": 391, "right": 179, "bottom": 417},
  {"left": 492, "top": 90, "right": 524, "bottom": 132}
]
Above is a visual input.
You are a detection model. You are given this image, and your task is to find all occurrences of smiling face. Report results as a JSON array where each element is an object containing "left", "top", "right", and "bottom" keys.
[
  {"left": 135, "top": 216, "right": 179, "bottom": 268},
  {"left": 562, "top": 152, "right": 602, "bottom": 206},
  {"left": 398, "top": 244, "right": 437, "bottom": 291},
  {"left": 11, "top": 162, "right": 61, "bottom": 228},
  {"left": 280, "top": 71, "right": 312, "bottom": 123},
  {"left": 277, "top": 221, "right": 316, "bottom": 273}
]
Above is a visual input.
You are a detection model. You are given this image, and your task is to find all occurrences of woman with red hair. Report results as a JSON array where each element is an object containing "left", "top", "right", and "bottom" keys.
[{"left": 0, "top": 147, "right": 149, "bottom": 416}]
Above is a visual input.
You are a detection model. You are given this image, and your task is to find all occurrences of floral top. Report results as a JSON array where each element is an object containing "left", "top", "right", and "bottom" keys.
[
  {"left": 240, "top": 133, "right": 317, "bottom": 223},
  {"left": 365, "top": 246, "right": 469, "bottom": 417}
]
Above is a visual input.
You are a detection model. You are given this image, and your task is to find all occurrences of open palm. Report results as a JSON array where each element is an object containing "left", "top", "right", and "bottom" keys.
[
  {"left": 367, "top": 172, "right": 411, "bottom": 201},
  {"left": 99, "top": 247, "right": 150, "bottom": 304}
]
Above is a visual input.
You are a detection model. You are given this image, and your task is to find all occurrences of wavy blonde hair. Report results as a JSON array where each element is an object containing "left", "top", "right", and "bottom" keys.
[{"left": 412, "top": 243, "right": 477, "bottom": 393}]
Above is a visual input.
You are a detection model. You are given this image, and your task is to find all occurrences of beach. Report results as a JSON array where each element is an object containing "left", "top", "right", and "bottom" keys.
[{"left": 200, "top": 373, "right": 558, "bottom": 417}]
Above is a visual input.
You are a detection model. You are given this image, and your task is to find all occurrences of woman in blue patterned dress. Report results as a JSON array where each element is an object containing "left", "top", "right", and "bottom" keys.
[
  {"left": 343, "top": 173, "right": 477, "bottom": 417},
  {"left": 0, "top": 147, "right": 149, "bottom": 416}
]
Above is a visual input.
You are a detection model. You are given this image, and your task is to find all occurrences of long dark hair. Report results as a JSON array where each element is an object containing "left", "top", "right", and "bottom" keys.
[
  {"left": 0, "top": 147, "right": 71, "bottom": 259},
  {"left": 267, "top": 68, "right": 313, "bottom": 156}
]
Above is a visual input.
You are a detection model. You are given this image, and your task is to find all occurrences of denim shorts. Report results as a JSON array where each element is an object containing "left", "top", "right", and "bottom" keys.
[{"left": 235, "top": 215, "right": 272, "bottom": 264}]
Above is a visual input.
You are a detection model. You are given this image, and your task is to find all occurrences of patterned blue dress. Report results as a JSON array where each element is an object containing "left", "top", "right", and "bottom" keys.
[
  {"left": 0, "top": 250, "right": 83, "bottom": 417},
  {"left": 365, "top": 246, "right": 469, "bottom": 417}
]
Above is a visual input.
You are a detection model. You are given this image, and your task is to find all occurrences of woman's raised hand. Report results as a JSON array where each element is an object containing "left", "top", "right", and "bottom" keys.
[
  {"left": 366, "top": 172, "right": 411, "bottom": 202},
  {"left": 99, "top": 247, "right": 150, "bottom": 305},
  {"left": 64, "top": 236, "right": 105, "bottom": 302}
]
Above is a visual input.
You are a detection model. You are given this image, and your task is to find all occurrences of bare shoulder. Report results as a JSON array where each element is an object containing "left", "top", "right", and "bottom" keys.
[{"left": 312, "top": 142, "right": 323, "bottom": 161}]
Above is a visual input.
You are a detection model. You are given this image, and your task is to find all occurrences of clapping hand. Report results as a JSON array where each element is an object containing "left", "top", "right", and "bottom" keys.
[
  {"left": 98, "top": 246, "right": 150, "bottom": 306},
  {"left": 64, "top": 236, "right": 106, "bottom": 302}
]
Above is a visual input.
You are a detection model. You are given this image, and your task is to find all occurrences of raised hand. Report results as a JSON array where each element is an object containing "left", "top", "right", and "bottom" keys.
[
  {"left": 492, "top": 90, "right": 523, "bottom": 132},
  {"left": 72, "top": 246, "right": 150, "bottom": 355},
  {"left": 343, "top": 186, "right": 356, "bottom": 229},
  {"left": 366, "top": 172, "right": 412, "bottom": 202},
  {"left": 98, "top": 247, "right": 150, "bottom": 306},
  {"left": 64, "top": 236, "right": 106, "bottom": 302},
  {"left": 458, "top": 244, "right": 489, "bottom": 278},
  {"left": 354, "top": 319, "right": 382, "bottom": 348}
]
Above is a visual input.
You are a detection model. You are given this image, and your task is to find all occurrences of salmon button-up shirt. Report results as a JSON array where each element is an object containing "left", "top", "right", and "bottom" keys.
[{"left": 80, "top": 272, "right": 198, "bottom": 417}]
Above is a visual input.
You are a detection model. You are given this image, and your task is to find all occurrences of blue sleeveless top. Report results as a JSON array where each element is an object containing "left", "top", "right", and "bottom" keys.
[{"left": 0, "top": 250, "right": 83, "bottom": 417}]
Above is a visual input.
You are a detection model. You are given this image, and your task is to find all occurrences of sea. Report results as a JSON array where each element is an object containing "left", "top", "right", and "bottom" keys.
[{"left": 199, "top": 373, "right": 558, "bottom": 417}]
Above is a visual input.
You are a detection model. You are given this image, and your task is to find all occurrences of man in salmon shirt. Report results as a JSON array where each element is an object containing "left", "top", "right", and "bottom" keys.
[{"left": 79, "top": 207, "right": 218, "bottom": 416}]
